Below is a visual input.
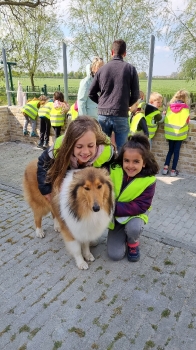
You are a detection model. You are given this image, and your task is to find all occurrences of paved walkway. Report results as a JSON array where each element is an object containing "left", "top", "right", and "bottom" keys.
[{"left": 1, "top": 141, "right": 196, "bottom": 350}]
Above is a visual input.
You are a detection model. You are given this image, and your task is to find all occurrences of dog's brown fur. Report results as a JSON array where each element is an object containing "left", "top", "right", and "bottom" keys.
[{"left": 23, "top": 160, "right": 114, "bottom": 269}]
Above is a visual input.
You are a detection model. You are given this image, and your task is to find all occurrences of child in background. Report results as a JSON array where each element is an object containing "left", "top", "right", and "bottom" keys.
[
  {"left": 50, "top": 91, "right": 70, "bottom": 139},
  {"left": 129, "top": 100, "right": 149, "bottom": 138},
  {"left": 162, "top": 90, "right": 190, "bottom": 177},
  {"left": 22, "top": 96, "right": 42, "bottom": 137},
  {"left": 139, "top": 90, "right": 145, "bottom": 102},
  {"left": 67, "top": 101, "right": 78, "bottom": 120},
  {"left": 78, "top": 57, "right": 104, "bottom": 119},
  {"left": 107, "top": 134, "right": 158, "bottom": 262},
  {"left": 145, "top": 92, "right": 163, "bottom": 146},
  {"left": 37, "top": 97, "right": 53, "bottom": 150},
  {"left": 37, "top": 115, "right": 115, "bottom": 200}
]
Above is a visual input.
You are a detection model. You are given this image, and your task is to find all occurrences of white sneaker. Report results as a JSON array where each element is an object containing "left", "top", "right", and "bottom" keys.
[
  {"left": 162, "top": 167, "right": 168, "bottom": 175},
  {"left": 170, "top": 170, "right": 179, "bottom": 177}
]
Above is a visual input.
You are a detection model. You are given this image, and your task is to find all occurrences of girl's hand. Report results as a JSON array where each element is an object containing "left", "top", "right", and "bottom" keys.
[{"left": 44, "top": 194, "right": 51, "bottom": 202}]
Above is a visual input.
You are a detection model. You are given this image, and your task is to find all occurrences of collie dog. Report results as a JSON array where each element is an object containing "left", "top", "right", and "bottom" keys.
[{"left": 23, "top": 160, "right": 114, "bottom": 269}]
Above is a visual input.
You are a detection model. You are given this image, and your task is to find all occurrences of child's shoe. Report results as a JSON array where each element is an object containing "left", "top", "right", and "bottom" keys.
[
  {"left": 43, "top": 142, "right": 49, "bottom": 149},
  {"left": 170, "top": 170, "right": 179, "bottom": 177},
  {"left": 162, "top": 167, "right": 168, "bottom": 175},
  {"left": 30, "top": 132, "right": 38, "bottom": 137},
  {"left": 127, "top": 243, "right": 140, "bottom": 262},
  {"left": 37, "top": 141, "right": 44, "bottom": 149},
  {"left": 23, "top": 130, "right": 29, "bottom": 136}
]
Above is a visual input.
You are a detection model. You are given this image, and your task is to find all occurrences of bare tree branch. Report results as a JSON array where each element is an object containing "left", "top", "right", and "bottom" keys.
[{"left": 0, "top": 0, "right": 56, "bottom": 7}]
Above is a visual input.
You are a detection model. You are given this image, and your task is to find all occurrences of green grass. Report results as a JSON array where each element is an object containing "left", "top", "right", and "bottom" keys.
[
  {"left": 11, "top": 78, "right": 196, "bottom": 95},
  {"left": 1, "top": 77, "right": 196, "bottom": 106}
]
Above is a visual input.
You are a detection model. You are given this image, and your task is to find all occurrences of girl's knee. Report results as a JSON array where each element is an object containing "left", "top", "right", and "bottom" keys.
[{"left": 107, "top": 245, "right": 126, "bottom": 261}]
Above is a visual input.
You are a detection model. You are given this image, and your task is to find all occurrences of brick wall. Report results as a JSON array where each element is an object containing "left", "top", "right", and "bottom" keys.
[
  {"left": 151, "top": 122, "right": 196, "bottom": 174},
  {"left": 0, "top": 106, "right": 10, "bottom": 142},
  {"left": 0, "top": 106, "right": 196, "bottom": 175}
]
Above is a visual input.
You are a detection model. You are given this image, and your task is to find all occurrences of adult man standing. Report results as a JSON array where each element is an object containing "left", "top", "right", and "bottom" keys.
[{"left": 89, "top": 39, "right": 139, "bottom": 152}]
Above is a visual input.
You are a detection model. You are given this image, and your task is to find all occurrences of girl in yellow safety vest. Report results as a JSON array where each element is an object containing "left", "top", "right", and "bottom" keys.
[
  {"left": 37, "top": 116, "right": 115, "bottom": 201},
  {"left": 107, "top": 134, "right": 159, "bottom": 262},
  {"left": 22, "top": 96, "right": 44, "bottom": 137},
  {"left": 162, "top": 90, "right": 190, "bottom": 177},
  {"left": 50, "top": 91, "right": 70, "bottom": 139}
]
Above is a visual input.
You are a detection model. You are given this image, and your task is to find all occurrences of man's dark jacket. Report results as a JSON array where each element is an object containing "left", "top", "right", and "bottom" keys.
[{"left": 89, "top": 55, "right": 139, "bottom": 118}]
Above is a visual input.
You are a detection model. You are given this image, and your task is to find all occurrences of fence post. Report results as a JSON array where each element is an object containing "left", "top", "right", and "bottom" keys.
[
  {"left": 2, "top": 48, "right": 11, "bottom": 106},
  {"left": 63, "top": 42, "right": 68, "bottom": 101},
  {"left": 146, "top": 35, "right": 155, "bottom": 103}
]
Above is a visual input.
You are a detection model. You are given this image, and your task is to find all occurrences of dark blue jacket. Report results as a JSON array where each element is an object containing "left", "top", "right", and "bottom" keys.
[{"left": 89, "top": 55, "right": 139, "bottom": 117}]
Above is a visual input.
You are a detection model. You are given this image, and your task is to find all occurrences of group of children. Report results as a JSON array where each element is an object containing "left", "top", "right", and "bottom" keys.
[
  {"left": 21, "top": 91, "right": 70, "bottom": 149},
  {"left": 129, "top": 89, "right": 190, "bottom": 177},
  {"left": 23, "top": 87, "right": 190, "bottom": 264}
]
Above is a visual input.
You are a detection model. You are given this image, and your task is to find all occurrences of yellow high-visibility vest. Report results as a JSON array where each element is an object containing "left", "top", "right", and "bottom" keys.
[
  {"left": 50, "top": 106, "right": 66, "bottom": 127},
  {"left": 145, "top": 110, "right": 160, "bottom": 139},
  {"left": 108, "top": 166, "right": 156, "bottom": 229},
  {"left": 164, "top": 107, "right": 189, "bottom": 140},
  {"left": 21, "top": 100, "right": 39, "bottom": 120},
  {"left": 38, "top": 101, "right": 53, "bottom": 120}
]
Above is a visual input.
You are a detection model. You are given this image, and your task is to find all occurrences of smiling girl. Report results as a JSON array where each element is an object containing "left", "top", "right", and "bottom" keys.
[
  {"left": 37, "top": 115, "right": 114, "bottom": 201},
  {"left": 107, "top": 134, "right": 159, "bottom": 262}
]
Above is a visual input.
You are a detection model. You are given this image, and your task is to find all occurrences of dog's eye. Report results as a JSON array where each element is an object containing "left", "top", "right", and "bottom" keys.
[
  {"left": 84, "top": 187, "right": 90, "bottom": 191},
  {"left": 97, "top": 185, "right": 102, "bottom": 189}
]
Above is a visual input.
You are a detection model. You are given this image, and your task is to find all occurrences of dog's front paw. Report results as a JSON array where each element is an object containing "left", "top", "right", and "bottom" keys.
[
  {"left": 77, "top": 261, "right": 89, "bottom": 270},
  {"left": 84, "top": 253, "right": 95, "bottom": 262},
  {"left": 36, "top": 228, "right": 45, "bottom": 238},
  {"left": 53, "top": 218, "right": 61, "bottom": 232}
]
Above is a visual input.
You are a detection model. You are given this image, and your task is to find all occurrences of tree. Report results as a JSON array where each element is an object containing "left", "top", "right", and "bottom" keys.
[
  {"left": 0, "top": 0, "right": 56, "bottom": 8},
  {"left": 138, "top": 72, "right": 147, "bottom": 79},
  {"left": 161, "top": 0, "right": 196, "bottom": 80},
  {"left": 65, "top": 0, "right": 160, "bottom": 71},
  {"left": 181, "top": 58, "right": 196, "bottom": 81},
  {"left": 1, "top": 6, "right": 64, "bottom": 88}
]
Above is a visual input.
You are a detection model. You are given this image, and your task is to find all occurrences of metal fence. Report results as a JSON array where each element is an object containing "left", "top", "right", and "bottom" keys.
[{"left": 1, "top": 86, "right": 196, "bottom": 110}]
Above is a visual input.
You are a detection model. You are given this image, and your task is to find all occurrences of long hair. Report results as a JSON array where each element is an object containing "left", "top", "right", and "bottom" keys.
[
  {"left": 47, "top": 115, "right": 111, "bottom": 189},
  {"left": 111, "top": 134, "right": 159, "bottom": 176},
  {"left": 170, "top": 90, "right": 190, "bottom": 105}
]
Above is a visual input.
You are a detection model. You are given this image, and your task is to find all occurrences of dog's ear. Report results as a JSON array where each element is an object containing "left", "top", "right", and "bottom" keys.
[{"left": 99, "top": 167, "right": 110, "bottom": 177}]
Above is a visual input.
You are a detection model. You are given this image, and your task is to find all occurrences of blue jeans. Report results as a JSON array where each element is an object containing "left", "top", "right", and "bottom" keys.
[
  {"left": 98, "top": 115, "right": 129, "bottom": 153},
  {"left": 164, "top": 140, "right": 182, "bottom": 170}
]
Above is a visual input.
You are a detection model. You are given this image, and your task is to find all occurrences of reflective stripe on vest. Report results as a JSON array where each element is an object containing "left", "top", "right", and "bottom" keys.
[
  {"left": 53, "top": 135, "right": 113, "bottom": 166},
  {"left": 21, "top": 100, "right": 39, "bottom": 120},
  {"left": 50, "top": 107, "right": 66, "bottom": 126},
  {"left": 145, "top": 111, "right": 159, "bottom": 139},
  {"left": 164, "top": 107, "right": 189, "bottom": 140},
  {"left": 108, "top": 166, "right": 156, "bottom": 229},
  {"left": 38, "top": 101, "right": 53, "bottom": 119},
  {"left": 129, "top": 112, "right": 144, "bottom": 135}
]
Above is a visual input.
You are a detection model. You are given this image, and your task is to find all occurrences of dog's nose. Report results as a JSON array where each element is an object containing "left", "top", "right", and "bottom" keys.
[{"left": 92, "top": 203, "right": 100, "bottom": 212}]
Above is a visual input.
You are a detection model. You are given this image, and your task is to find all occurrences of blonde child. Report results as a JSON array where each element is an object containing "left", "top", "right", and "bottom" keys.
[
  {"left": 145, "top": 92, "right": 163, "bottom": 146},
  {"left": 37, "top": 116, "right": 115, "bottom": 200},
  {"left": 50, "top": 91, "right": 70, "bottom": 139},
  {"left": 107, "top": 134, "right": 159, "bottom": 262},
  {"left": 162, "top": 90, "right": 190, "bottom": 177},
  {"left": 22, "top": 96, "right": 43, "bottom": 137}
]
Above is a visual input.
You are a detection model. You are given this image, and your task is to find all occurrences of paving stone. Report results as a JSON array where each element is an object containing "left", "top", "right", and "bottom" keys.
[{"left": 1, "top": 142, "right": 196, "bottom": 349}]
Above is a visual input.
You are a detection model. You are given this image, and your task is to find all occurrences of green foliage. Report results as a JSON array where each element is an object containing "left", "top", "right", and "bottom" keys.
[
  {"left": 66, "top": 0, "right": 159, "bottom": 70},
  {"left": 162, "top": 0, "right": 196, "bottom": 76},
  {"left": 1, "top": 6, "right": 64, "bottom": 88}
]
